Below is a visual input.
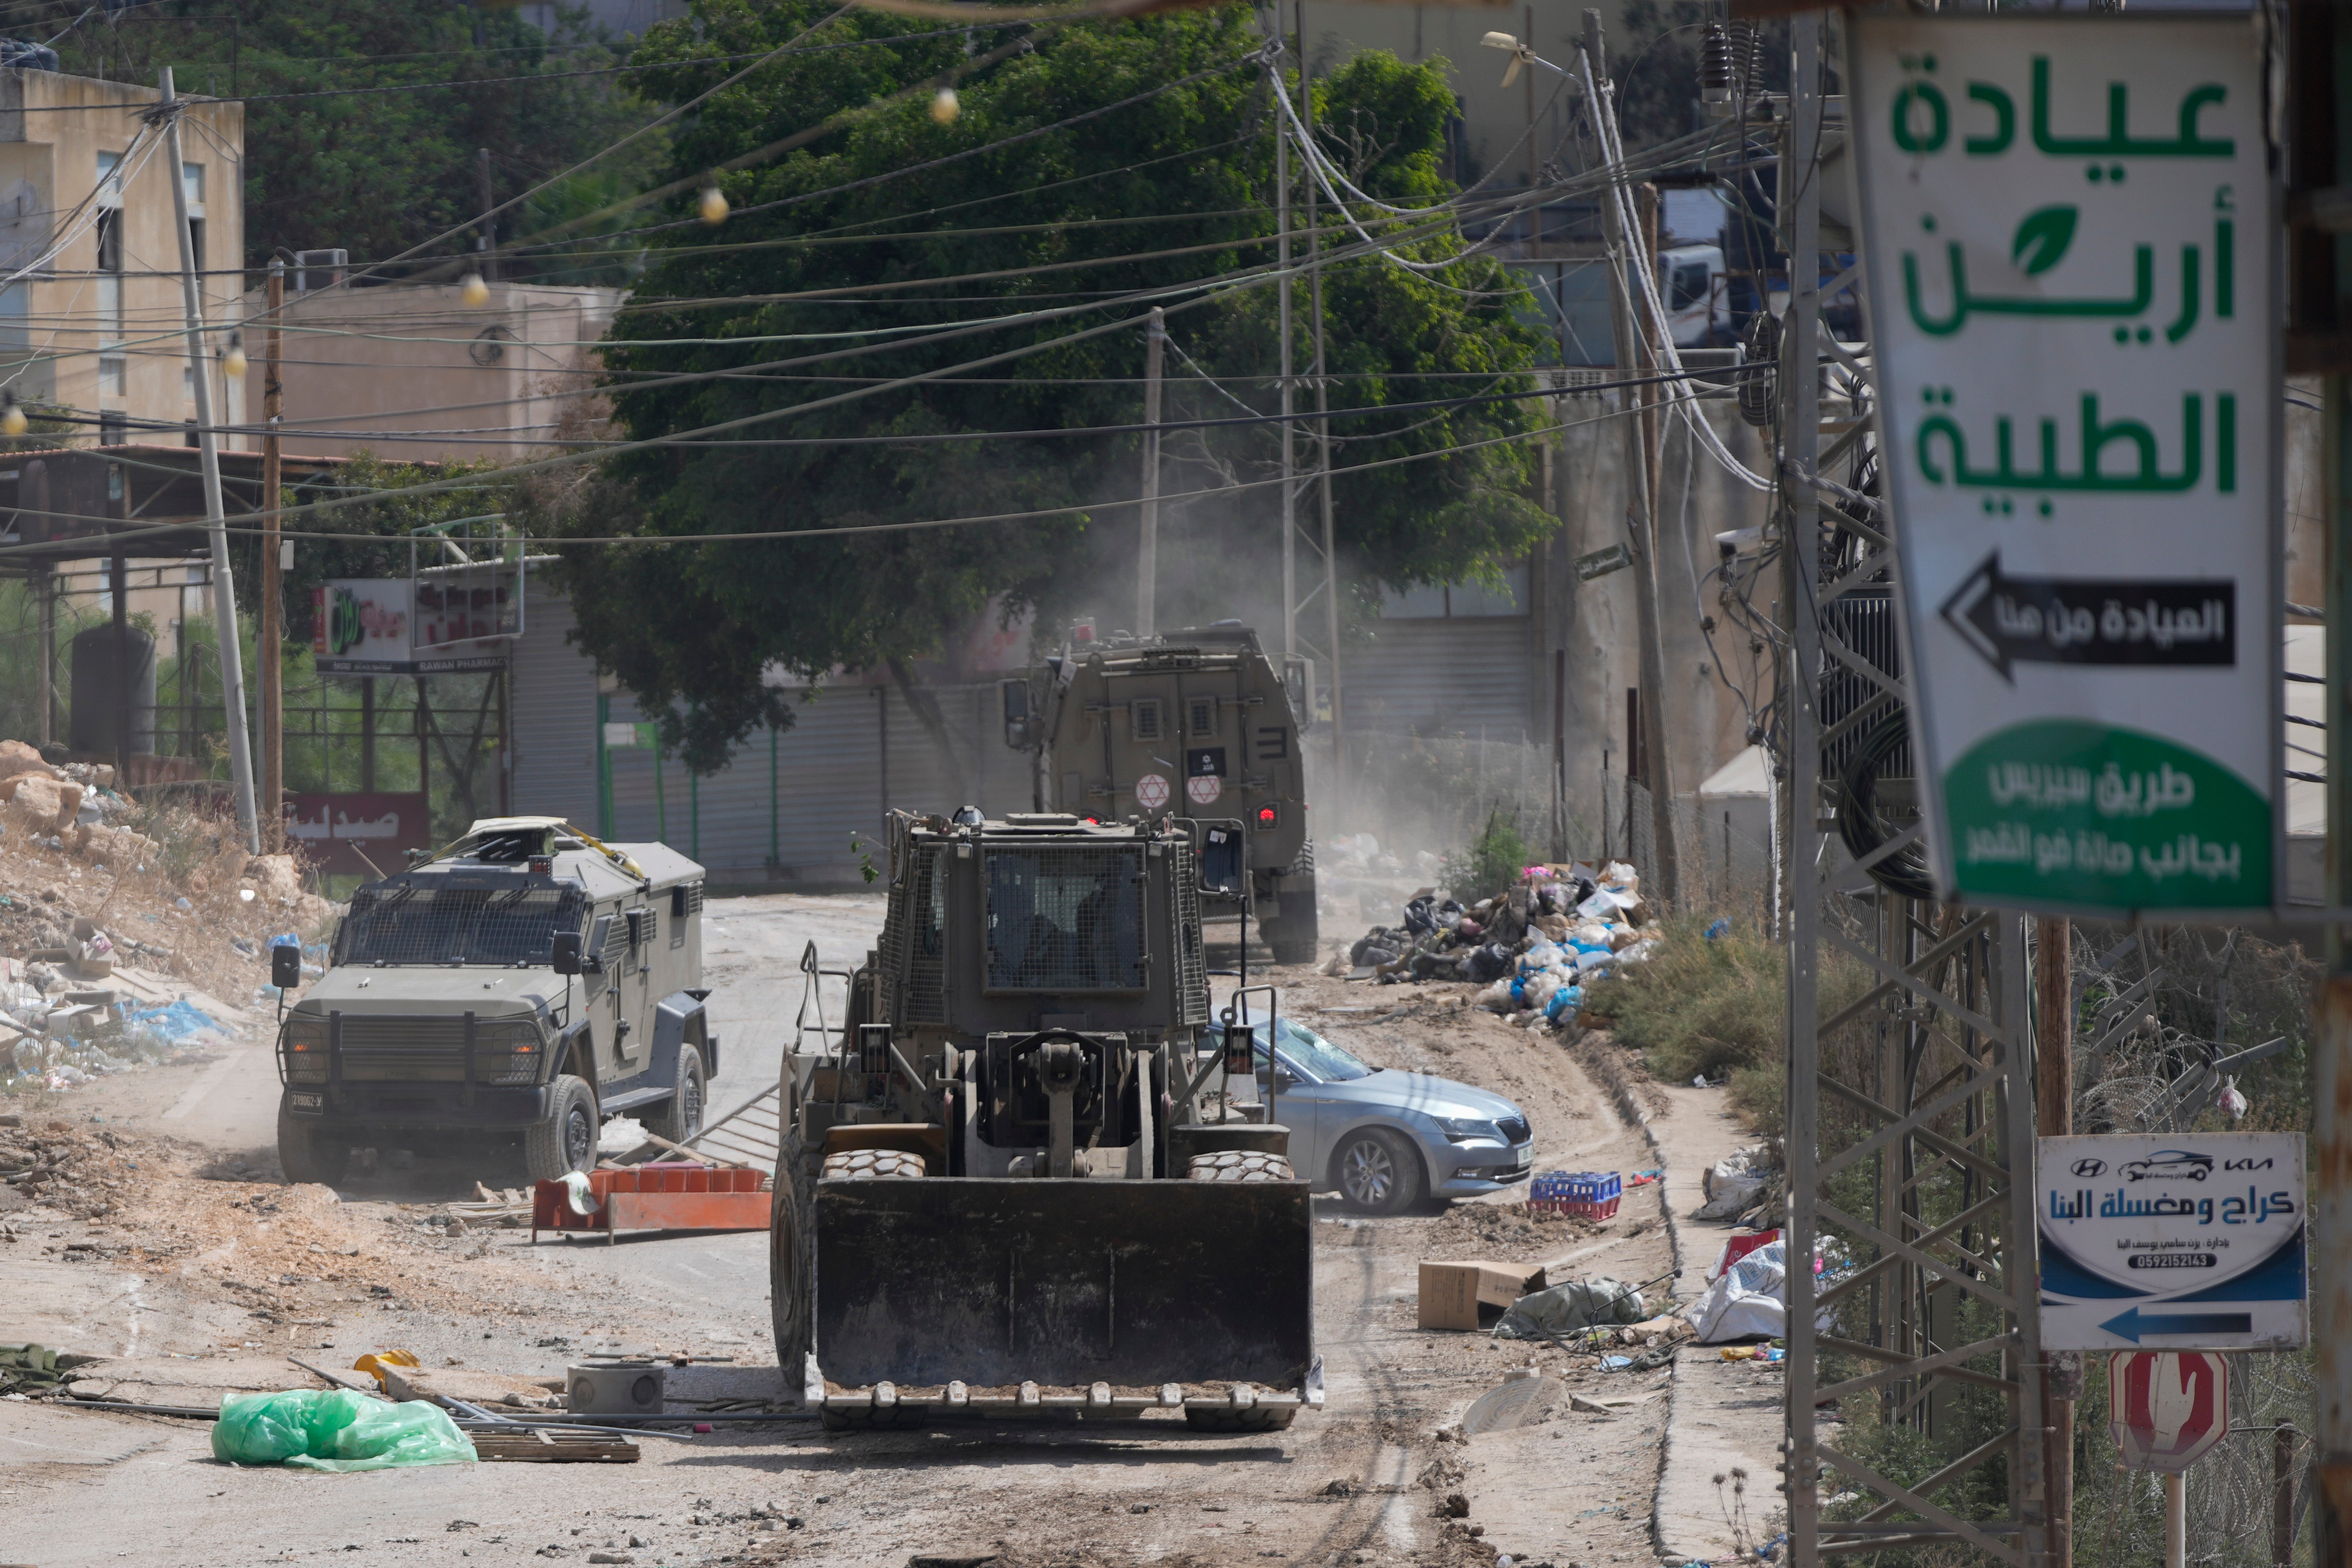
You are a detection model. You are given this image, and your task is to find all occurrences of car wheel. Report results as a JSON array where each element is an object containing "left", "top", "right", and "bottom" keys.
[
  {"left": 522, "top": 1075, "right": 598, "bottom": 1182},
  {"left": 276, "top": 1104, "right": 350, "bottom": 1186},
  {"left": 644, "top": 1044, "right": 706, "bottom": 1147},
  {"left": 1332, "top": 1127, "right": 1423, "bottom": 1215}
]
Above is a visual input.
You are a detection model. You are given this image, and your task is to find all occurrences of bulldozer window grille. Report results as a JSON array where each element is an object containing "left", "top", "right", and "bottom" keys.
[
  {"left": 337, "top": 884, "right": 587, "bottom": 968},
  {"left": 1132, "top": 699, "right": 1163, "bottom": 742},
  {"left": 983, "top": 847, "right": 1145, "bottom": 993},
  {"left": 1171, "top": 839, "right": 1208, "bottom": 1024},
  {"left": 903, "top": 846, "right": 949, "bottom": 1023}
]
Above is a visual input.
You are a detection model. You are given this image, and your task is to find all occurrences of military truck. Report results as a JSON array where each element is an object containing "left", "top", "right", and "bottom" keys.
[
  {"left": 771, "top": 808, "right": 1320, "bottom": 1430},
  {"left": 1001, "top": 623, "right": 1321, "bottom": 964},
  {"left": 275, "top": 816, "right": 717, "bottom": 1185}
]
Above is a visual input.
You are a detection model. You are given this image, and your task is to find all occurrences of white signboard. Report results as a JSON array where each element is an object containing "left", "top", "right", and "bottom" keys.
[
  {"left": 1852, "top": 17, "right": 2280, "bottom": 914},
  {"left": 314, "top": 579, "right": 509, "bottom": 676},
  {"left": 2039, "top": 1132, "right": 2305, "bottom": 1351}
]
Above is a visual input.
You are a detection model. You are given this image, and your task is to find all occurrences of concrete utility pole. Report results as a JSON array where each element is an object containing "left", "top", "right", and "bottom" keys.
[
  {"left": 1299, "top": 0, "right": 1343, "bottom": 808},
  {"left": 2035, "top": 915, "right": 2074, "bottom": 1568},
  {"left": 260, "top": 258, "right": 284, "bottom": 850},
  {"left": 163, "top": 68, "right": 259, "bottom": 853},
  {"left": 1137, "top": 306, "right": 1164, "bottom": 637},
  {"left": 477, "top": 147, "right": 496, "bottom": 282},
  {"left": 1580, "top": 11, "right": 1681, "bottom": 905},
  {"left": 1275, "top": 25, "right": 1295, "bottom": 661}
]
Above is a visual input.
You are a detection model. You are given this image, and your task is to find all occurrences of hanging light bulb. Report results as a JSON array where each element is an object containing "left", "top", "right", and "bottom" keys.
[
  {"left": 0, "top": 394, "right": 24, "bottom": 437},
  {"left": 931, "top": 87, "right": 960, "bottom": 124},
  {"left": 699, "top": 185, "right": 729, "bottom": 225},
  {"left": 461, "top": 271, "right": 489, "bottom": 307},
  {"left": 223, "top": 330, "right": 247, "bottom": 379}
]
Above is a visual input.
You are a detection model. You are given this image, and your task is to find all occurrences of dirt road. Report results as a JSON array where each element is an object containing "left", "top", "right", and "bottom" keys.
[{"left": 3, "top": 897, "right": 1683, "bottom": 1568}]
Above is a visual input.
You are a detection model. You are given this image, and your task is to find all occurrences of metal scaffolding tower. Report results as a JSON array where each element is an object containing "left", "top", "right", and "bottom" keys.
[{"left": 1776, "top": 16, "right": 2049, "bottom": 1565}]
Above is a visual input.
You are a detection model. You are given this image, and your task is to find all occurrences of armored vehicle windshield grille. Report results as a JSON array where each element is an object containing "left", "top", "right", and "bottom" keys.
[
  {"left": 901, "top": 846, "right": 948, "bottom": 1024},
  {"left": 1172, "top": 839, "right": 1207, "bottom": 1024},
  {"left": 984, "top": 846, "right": 1144, "bottom": 992},
  {"left": 338, "top": 884, "right": 588, "bottom": 967}
]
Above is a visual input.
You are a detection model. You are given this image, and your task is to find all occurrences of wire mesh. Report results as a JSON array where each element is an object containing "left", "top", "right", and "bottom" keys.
[
  {"left": 337, "top": 882, "right": 586, "bottom": 967},
  {"left": 982, "top": 845, "right": 1145, "bottom": 992}
]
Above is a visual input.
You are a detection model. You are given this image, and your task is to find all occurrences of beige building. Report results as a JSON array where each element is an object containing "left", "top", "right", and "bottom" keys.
[
  {"left": 250, "top": 279, "right": 621, "bottom": 462},
  {"left": 0, "top": 66, "right": 243, "bottom": 446}
]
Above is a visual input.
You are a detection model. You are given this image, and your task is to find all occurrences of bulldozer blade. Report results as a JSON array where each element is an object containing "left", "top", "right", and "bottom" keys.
[{"left": 813, "top": 1177, "right": 1312, "bottom": 1391}]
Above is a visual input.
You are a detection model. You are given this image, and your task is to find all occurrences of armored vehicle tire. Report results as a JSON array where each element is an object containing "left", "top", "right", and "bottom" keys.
[
  {"left": 1184, "top": 1405, "right": 1296, "bottom": 1432},
  {"left": 770, "top": 1143, "right": 813, "bottom": 1378},
  {"left": 643, "top": 1045, "right": 706, "bottom": 1147},
  {"left": 821, "top": 1148, "right": 927, "bottom": 1179},
  {"left": 1262, "top": 875, "right": 1320, "bottom": 966},
  {"left": 522, "top": 1075, "right": 599, "bottom": 1182},
  {"left": 1187, "top": 1150, "right": 1295, "bottom": 1182},
  {"left": 1332, "top": 1127, "right": 1423, "bottom": 1215},
  {"left": 276, "top": 1108, "right": 349, "bottom": 1186}
]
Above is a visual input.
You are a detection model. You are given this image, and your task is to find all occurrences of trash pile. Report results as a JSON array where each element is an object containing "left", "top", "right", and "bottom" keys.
[
  {"left": 1, "top": 933, "right": 239, "bottom": 1090},
  {"left": 0, "top": 1115, "right": 163, "bottom": 1220},
  {"left": 1335, "top": 861, "right": 1658, "bottom": 1030}
]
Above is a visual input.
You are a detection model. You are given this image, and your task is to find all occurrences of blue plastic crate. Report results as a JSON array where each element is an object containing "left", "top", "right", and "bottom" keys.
[{"left": 1532, "top": 1170, "right": 1621, "bottom": 1220}]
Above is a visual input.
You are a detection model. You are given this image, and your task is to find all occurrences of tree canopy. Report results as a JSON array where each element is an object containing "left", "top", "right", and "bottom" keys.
[{"left": 545, "top": 2, "right": 1554, "bottom": 771}]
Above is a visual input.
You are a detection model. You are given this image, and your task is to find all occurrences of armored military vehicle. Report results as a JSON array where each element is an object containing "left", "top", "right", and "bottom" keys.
[
  {"left": 275, "top": 816, "right": 717, "bottom": 1185},
  {"left": 772, "top": 808, "right": 1320, "bottom": 1429},
  {"left": 1002, "top": 624, "right": 1321, "bottom": 964}
]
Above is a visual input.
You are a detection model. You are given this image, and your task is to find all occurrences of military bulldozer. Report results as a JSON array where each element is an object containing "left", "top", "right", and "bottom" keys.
[
  {"left": 1000, "top": 624, "right": 1322, "bottom": 965},
  {"left": 770, "top": 809, "right": 1320, "bottom": 1430}
]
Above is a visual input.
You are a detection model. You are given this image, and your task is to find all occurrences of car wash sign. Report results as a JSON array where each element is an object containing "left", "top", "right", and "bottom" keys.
[
  {"left": 2039, "top": 1133, "right": 2304, "bottom": 1352},
  {"left": 1852, "top": 17, "right": 2280, "bottom": 914}
]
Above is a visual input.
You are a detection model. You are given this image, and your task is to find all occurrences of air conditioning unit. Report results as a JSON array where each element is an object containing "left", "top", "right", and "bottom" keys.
[{"left": 294, "top": 249, "right": 347, "bottom": 293}]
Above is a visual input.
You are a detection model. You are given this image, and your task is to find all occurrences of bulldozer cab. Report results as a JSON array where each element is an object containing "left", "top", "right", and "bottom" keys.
[{"left": 772, "top": 810, "right": 1319, "bottom": 1427}]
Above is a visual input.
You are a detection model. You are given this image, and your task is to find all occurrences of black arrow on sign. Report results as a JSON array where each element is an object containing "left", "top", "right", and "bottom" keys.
[{"left": 1937, "top": 551, "right": 2236, "bottom": 683}]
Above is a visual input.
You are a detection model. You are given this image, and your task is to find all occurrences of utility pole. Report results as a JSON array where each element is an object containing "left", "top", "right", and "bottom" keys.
[
  {"left": 1524, "top": 3, "right": 1538, "bottom": 202},
  {"left": 477, "top": 148, "right": 496, "bottom": 282},
  {"left": 2035, "top": 915, "right": 2074, "bottom": 1568},
  {"left": 2320, "top": 364, "right": 2352, "bottom": 1568},
  {"left": 260, "top": 258, "right": 284, "bottom": 851},
  {"left": 1275, "top": 24, "right": 1295, "bottom": 660},
  {"left": 163, "top": 68, "right": 258, "bottom": 853},
  {"left": 1137, "top": 306, "right": 1164, "bottom": 637},
  {"left": 1579, "top": 11, "right": 1680, "bottom": 905},
  {"left": 1300, "top": 0, "right": 1343, "bottom": 814},
  {"left": 1777, "top": 16, "right": 1825, "bottom": 1557}
]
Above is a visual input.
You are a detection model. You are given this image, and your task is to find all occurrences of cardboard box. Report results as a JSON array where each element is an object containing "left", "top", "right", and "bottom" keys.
[{"left": 1417, "top": 1259, "right": 1548, "bottom": 1331}]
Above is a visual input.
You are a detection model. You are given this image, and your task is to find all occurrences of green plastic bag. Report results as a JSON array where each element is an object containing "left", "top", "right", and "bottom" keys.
[{"left": 212, "top": 1389, "right": 476, "bottom": 1473}]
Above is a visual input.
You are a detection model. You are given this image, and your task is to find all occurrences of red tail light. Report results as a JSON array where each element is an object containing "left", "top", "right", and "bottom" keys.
[{"left": 1256, "top": 805, "right": 1278, "bottom": 826}]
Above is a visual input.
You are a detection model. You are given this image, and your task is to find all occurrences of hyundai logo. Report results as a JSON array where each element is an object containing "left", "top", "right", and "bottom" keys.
[{"left": 2070, "top": 1158, "right": 2107, "bottom": 1178}]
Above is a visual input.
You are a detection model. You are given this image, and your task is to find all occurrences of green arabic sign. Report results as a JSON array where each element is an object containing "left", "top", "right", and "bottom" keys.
[{"left": 1853, "top": 16, "right": 2280, "bottom": 915}]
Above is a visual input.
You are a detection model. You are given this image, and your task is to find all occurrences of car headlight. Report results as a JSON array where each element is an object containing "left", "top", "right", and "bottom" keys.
[{"left": 1437, "top": 1116, "right": 1502, "bottom": 1144}]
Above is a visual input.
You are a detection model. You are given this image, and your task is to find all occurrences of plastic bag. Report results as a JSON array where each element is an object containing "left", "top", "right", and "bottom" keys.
[
  {"left": 1491, "top": 1276, "right": 1648, "bottom": 1341},
  {"left": 212, "top": 1389, "right": 476, "bottom": 1473}
]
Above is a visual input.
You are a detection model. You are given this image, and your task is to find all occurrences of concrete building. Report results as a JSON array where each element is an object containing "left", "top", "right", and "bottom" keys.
[
  {"left": 250, "top": 278, "right": 622, "bottom": 462},
  {"left": 0, "top": 67, "right": 244, "bottom": 446}
]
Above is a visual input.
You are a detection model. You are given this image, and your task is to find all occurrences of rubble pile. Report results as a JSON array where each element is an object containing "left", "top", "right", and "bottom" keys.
[
  {"left": 0, "top": 736, "right": 340, "bottom": 1098},
  {"left": 1335, "top": 860, "right": 1658, "bottom": 1031}
]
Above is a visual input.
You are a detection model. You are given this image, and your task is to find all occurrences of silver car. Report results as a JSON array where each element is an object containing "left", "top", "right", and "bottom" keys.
[{"left": 1203, "top": 1015, "right": 1534, "bottom": 1215}]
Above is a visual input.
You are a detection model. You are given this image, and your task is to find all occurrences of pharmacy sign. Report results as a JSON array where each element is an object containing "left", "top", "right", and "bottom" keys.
[{"left": 1852, "top": 16, "right": 2280, "bottom": 914}]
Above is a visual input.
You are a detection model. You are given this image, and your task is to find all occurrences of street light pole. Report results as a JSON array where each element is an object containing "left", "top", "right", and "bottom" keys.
[
  {"left": 163, "top": 68, "right": 259, "bottom": 853},
  {"left": 1137, "top": 307, "right": 1164, "bottom": 638}
]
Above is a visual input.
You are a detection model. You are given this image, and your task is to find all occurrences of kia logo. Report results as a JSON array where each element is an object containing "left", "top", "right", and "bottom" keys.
[{"left": 2070, "top": 1158, "right": 2107, "bottom": 1178}]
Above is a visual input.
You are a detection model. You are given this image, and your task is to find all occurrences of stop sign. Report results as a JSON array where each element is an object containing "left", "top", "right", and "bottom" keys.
[{"left": 2110, "top": 1350, "right": 2229, "bottom": 1472}]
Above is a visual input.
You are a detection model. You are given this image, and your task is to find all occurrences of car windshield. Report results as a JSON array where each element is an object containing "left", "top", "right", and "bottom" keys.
[
  {"left": 338, "top": 882, "right": 587, "bottom": 966},
  {"left": 1218, "top": 1016, "right": 1374, "bottom": 1082}
]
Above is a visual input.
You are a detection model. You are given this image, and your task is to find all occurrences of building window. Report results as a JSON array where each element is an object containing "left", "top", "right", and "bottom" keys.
[
  {"left": 97, "top": 411, "right": 125, "bottom": 447},
  {"left": 98, "top": 356, "right": 124, "bottom": 396}
]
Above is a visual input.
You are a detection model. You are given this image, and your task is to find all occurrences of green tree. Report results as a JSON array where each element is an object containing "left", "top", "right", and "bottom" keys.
[
  {"left": 18, "top": 0, "right": 663, "bottom": 275},
  {"left": 547, "top": 3, "right": 1552, "bottom": 773}
]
